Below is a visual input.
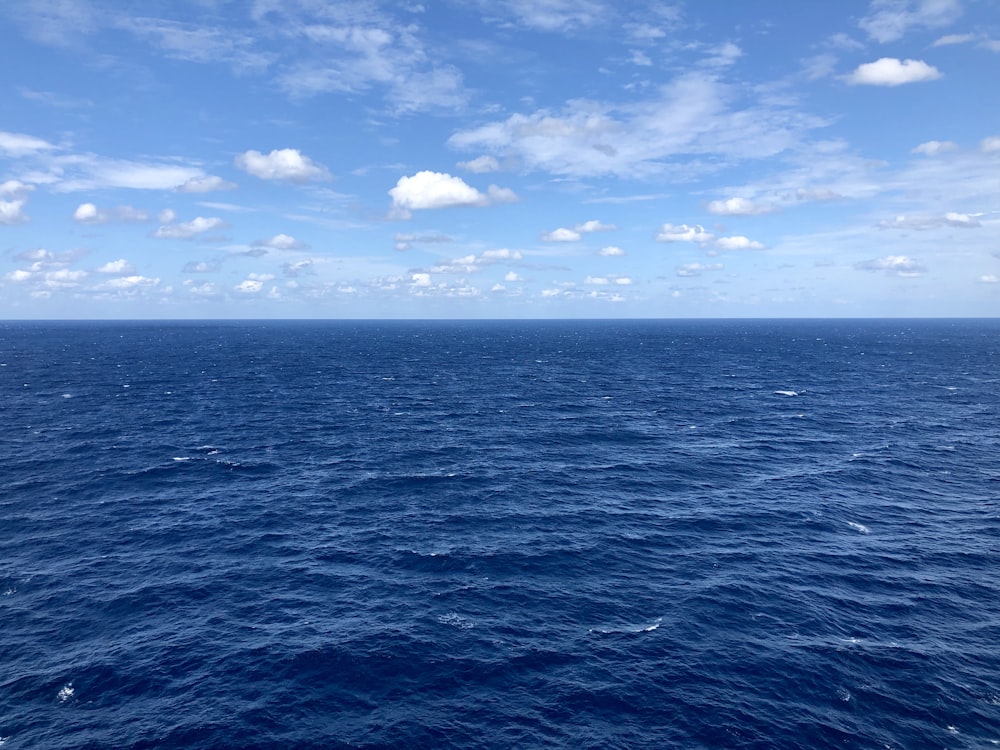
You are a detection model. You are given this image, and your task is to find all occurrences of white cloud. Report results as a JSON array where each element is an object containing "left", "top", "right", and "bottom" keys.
[
  {"left": 411, "top": 272, "right": 432, "bottom": 287},
  {"left": 158, "top": 208, "right": 177, "bottom": 224},
  {"left": 236, "top": 279, "right": 265, "bottom": 293},
  {"left": 388, "top": 171, "right": 517, "bottom": 217},
  {"left": 97, "top": 259, "right": 136, "bottom": 274},
  {"left": 235, "top": 148, "right": 330, "bottom": 182},
  {"left": 860, "top": 0, "right": 963, "bottom": 43},
  {"left": 542, "top": 227, "right": 582, "bottom": 242},
  {"left": 0, "top": 200, "right": 29, "bottom": 224},
  {"left": 878, "top": 212, "right": 981, "bottom": 230},
  {"left": 676, "top": 262, "right": 723, "bottom": 277},
  {"left": 73, "top": 202, "right": 105, "bottom": 223},
  {"left": 491, "top": 0, "right": 608, "bottom": 32},
  {"left": 253, "top": 233, "right": 309, "bottom": 250},
  {"left": 716, "top": 235, "right": 766, "bottom": 250},
  {"left": 615, "top": 277, "right": 632, "bottom": 285},
  {"left": 932, "top": 32, "right": 978, "bottom": 46},
  {"left": 584, "top": 275, "right": 609, "bottom": 285},
  {"left": 153, "top": 216, "right": 228, "bottom": 239},
  {"left": 504, "top": 271, "right": 523, "bottom": 282},
  {"left": 449, "top": 72, "right": 824, "bottom": 179},
  {"left": 706, "top": 197, "right": 775, "bottom": 216},
  {"left": 575, "top": 219, "right": 616, "bottom": 233},
  {"left": 458, "top": 155, "right": 500, "bottom": 173},
  {"left": 912, "top": 140, "right": 958, "bottom": 155},
  {"left": 0, "top": 130, "right": 56, "bottom": 156},
  {"left": 657, "top": 223, "right": 713, "bottom": 243},
  {"left": 981, "top": 136, "right": 1000, "bottom": 154},
  {"left": 0, "top": 180, "right": 34, "bottom": 198},
  {"left": 855, "top": 255, "right": 926, "bottom": 276},
  {"left": 599, "top": 245, "right": 625, "bottom": 256},
  {"left": 100, "top": 275, "right": 159, "bottom": 290},
  {"left": 177, "top": 175, "right": 237, "bottom": 193},
  {"left": 979, "top": 274, "right": 999, "bottom": 283},
  {"left": 846, "top": 58, "right": 942, "bottom": 86}
]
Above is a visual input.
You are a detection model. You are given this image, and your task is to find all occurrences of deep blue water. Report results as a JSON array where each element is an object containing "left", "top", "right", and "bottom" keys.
[{"left": 2, "top": 319, "right": 999, "bottom": 749}]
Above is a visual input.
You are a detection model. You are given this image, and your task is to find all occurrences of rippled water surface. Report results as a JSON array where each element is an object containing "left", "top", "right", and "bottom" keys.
[{"left": 2, "top": 319, "right": 999, "bottom": 748}]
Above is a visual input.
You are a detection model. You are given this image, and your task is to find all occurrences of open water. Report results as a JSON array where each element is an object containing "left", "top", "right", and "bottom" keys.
[{"left": 2, "top": 319, "right": 999, "bottom": 749}]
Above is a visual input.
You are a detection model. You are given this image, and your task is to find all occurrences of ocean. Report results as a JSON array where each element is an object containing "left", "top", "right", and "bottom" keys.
[{"left": 2, "top": 319, "right": 998, "bottom": 749}]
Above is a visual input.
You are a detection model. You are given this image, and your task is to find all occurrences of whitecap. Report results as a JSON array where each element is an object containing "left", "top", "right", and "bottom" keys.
[
  {"left": 438, "top": 612, "right": 475, "bottom": 629},
  {"left": 590, "top": 617, "right": 662, "bottom": 635},
  {"left": 847, "top": 521, "right": 870, "bottom": 534},
  {"left": 62, "top": 393, "right": 72, "bottom": 399},
  {"left": 774, "top": 390, "right": 798, "bottom": 396},
  {"left": 57, "top": 683, "right": 74, "bottom": 702},
  {"left": 172, "top": 456, "right": 192, "bottom": 462}
]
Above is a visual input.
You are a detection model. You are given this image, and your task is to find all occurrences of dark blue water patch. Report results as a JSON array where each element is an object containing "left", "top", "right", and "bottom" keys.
[{"left": 1, "top": 319, "right": 999, "bottom": 748}]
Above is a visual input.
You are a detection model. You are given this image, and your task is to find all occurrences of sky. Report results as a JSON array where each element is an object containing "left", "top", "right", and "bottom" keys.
[{"left": 1, "top": 0, "right": 999, "bottom": 319}]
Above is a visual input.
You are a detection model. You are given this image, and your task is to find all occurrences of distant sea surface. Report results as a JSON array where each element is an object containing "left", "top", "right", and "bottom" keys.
[{"left": 2, "top": 319, "right": 999, "bottom": 749}]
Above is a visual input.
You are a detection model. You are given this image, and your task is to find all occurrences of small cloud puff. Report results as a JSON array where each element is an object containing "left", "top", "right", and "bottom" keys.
[
  {"left": 542, "top": 227, "right": 582, "bottom": 242},
  {"left": 389, "top": 171, "right": 517, "bottom": 218},
  {"left": 253, "top": 233, "right": 309, "bottom": 251},
  {"left": 912, "top": 140, "right": 958, "bottom": 155},
  {"left": 575, "top": 219, "right": 616, "bottom": 233},
  {"left": 716, "top": 235, "right": 765, "bottom": 250},
  {"left": 599, "top": 245, "right": 625, "bottom": 256},
  {"left": 855, "top": 255, "right": 926, "bottom": 276},
  {"left": 846, "top": 58, "right": 942, "bottom": 86},
  {"left": 706, "top": 197, "right": 774, "bottom": 216},
  {"left": 0, "top": 180, "right": 34, "bottom": 225},
  {"left": 153, "top": 216, "right": 228, "bottom": 239},
  {"left": 457, "top": 155, "right": 500, "bottom": 173},
  {"left": 657, "top": 223, "right": 713, "bottom": 243},
  {"left": 979, "top": 274, "right": 999, "bottom": 284},
  {"left": 96, "top": 259, "right": 136, "bottom": 274},
  {"left": 981, "top": 136, "right": 1000, "bottom": 154},
  {"left": 235, "top": 148, "right": 330, "bottom": 182},
  {"left": 177, "top": 175, "right": 237, "bottom": 193}
]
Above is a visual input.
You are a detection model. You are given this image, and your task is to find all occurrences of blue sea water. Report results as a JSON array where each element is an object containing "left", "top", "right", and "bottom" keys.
[{"left": 2, "top": 319, "right": 999, "bottom": 749}]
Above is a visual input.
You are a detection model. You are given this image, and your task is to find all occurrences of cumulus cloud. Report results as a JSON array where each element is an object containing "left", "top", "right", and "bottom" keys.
[
  {"left": 575, "top": 219, "right": 616, "bottom": 233},
  {"left": 100, "top": 275, "right": 159, "bottom": 290},
  {"left": 96, "top": 259, "right": 136, "bottom": 274},
  {"left": 177, "top": 175, "right": 237, "bottom": 193},
  {"left": 253, "top": 233, "right": 309, "bottom": 251},
  {"left": 426, "top": 248, "right": 523, "bottom": 274},
  {"left": 706, "top": 197, "right": 775, "bottom": 216},
  {"left": 542, "top": 227, "right": 582, "bottom": 242},
  {"left": 855, "top": 255, "right": 926, "bottom": 276},
  {"left": 458, "top": 155, "right": 500, "bottom": 173},
  {"left": 236, "top": 279, "right": 264, "bottom": 293},
  {"left": 0, "top": 180, "right": 33, "bottom": 224},
  {"left": 912, "top": 140, "right": 958, "bottom": 155},
  {"left": 153, "top": 216, "right": 228, "bottom": 239},
  {"left": 847, "top": 58, "right": 942, "bottom": 86},
  {"left": 981, "top": 136, "right": 1000, "bottom": 154},
  {"left": 73, "top": 202, "right": 105, "bottom": 223},
  {"left": 716, "top": 235, "right": 766, "bottom": 250},
  {"left": 505, "top": 271, "right": 523, "bottom": 282},
  {"left": 860, "top": 0, "right": 963, "bottom": 42},
  {"left": 0, "top": 199, "right": 30, "bottom": 224},
  {"left": 676, "top": 262, "right": 723, "bottom": 277},
  {"left": 235, "top": 148, "right": 330, "bottom": 182},
  {"left": 388, "top": 171, "right": 517, "bottom": 218},
  {"left": 599, "top": 245, "right": 625, "bottom": 256},
  {"left": 585, "top": 275, "right": 609, "bottom": 285},
  {"left": 979, "top": 274, "right": 999, "bottom": 283},
  {"left": 657, "top": 223, "right": 713, "bottom": 243}
]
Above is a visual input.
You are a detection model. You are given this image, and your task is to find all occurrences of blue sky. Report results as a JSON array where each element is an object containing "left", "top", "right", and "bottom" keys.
[{"left": 1, "top": 0, "right": 998, "bottom": 318}]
